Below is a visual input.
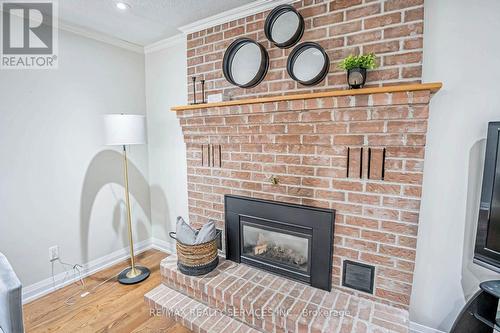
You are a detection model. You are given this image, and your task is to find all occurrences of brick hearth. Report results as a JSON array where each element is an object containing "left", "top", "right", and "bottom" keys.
[
  {"left": 146, "top": 255, "right": 410, "bottom": 333},
  {"left": 147, "top": 285, "right": 260, "bottom": 333}
]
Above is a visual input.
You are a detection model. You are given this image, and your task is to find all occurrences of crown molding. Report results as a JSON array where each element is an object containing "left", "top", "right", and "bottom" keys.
[
  {"left": 59, "top": 20, "right": 145, "bottom": 54},
  {"left": 0, "top": 7, "right": 145, "bottom": 53},
  {"left": 7, "top": 0, "right": 296, "bottom": 54},
  {"left": 178, "top": 0, "right": 295, "bottom": 35},
  {"left": 144, "top": 34, "right": 185, "bottom": 54}
]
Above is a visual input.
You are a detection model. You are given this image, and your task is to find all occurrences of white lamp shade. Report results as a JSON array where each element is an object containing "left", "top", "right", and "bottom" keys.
[{"left": 104, "top": 114, "right": 147, "bottom": 146}]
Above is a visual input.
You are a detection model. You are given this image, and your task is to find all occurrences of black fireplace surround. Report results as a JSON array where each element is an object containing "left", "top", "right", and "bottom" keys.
[{"left": 225, "top": 195, "right": 334, "bottom": 291}]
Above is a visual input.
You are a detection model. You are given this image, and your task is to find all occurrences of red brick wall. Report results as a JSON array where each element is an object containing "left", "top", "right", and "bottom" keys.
[
  {"left": 177, "top": 90, "right": 431, "bottom": 308},
  {"left": 182, "top": 0, "right": 428, "bottom": 309},
  {"left": 187, "top": 0, "right": 424, "bottom": 104}
]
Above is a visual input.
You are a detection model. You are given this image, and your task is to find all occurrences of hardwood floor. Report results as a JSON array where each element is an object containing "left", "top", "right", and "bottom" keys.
[{"left": 24, "top": 249, "right": 191, "bottom": 333}]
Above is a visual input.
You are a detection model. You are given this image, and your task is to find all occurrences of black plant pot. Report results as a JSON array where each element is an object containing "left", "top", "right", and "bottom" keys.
[{"left": 347, "top": 67, "right": 367, "bottom": 89}]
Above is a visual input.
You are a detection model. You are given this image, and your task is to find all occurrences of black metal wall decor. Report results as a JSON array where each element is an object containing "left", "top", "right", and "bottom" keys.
[
  {"left": 201, "top": 144, "right": 222, "bottom": 168},
  {"left": 264, "top": 4, "right": 304, "bottom": 48},
  {"left": 222, "top": 38, "right": 269, "bottom": 88},
  {"left": 347, "top": 147, "right": 386, "bottom": 180},
  {"left": 287, "top": 42, "right": 330, "bottom": 86}
]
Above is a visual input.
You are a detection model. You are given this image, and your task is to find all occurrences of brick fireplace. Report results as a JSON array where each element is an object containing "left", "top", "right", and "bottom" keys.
[
  {"left": 176, "top": 86, "right": 437, "bottom": 310},
  {"left": 146, "top": 1, "right": 441, "bottom": 331},
  {"left": 176, "top": 0, "right": 432, "bottom": 311}
]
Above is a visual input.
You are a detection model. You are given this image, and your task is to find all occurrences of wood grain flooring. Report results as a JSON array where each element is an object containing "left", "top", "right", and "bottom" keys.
[{"left": 23, "top": 249, "right": 191, "bottom": 333}]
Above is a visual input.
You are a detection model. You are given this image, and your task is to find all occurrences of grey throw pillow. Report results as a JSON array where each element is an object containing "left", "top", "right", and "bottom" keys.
[
  {"left": 194, "top": 220, "right": 217, "bottom": 244},
  {"left": 176, "top": 216, "right": 198, "bottom": 245}
]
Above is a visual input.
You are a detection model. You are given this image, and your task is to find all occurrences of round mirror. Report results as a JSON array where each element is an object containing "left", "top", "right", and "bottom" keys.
[
  {"left": 287, "top": 42, "right": 330, "bottom": 86},
  {"left": 223, "top": 38, "right": 269, "bottom": 88},
  {"left": 265, "top": 5, "right": 304, "bottom": 49}
]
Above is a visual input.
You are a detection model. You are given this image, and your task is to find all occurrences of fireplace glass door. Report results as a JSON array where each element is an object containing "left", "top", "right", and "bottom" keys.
[{"left": 240, "top": 218, "right": 312, "bottom": 281}]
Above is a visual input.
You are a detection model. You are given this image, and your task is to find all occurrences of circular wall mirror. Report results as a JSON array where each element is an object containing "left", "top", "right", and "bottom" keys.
[
  {"left": 287, "top": 42, "right": 330, "bottom": 86},
  {"left": 223, "top": 38, "right": 269, "bottom": 88},
  {"left": 264, "top": 5, "right": 304, "bottom": 48}
]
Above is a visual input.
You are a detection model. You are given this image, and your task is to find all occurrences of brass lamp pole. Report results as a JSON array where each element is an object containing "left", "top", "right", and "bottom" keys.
[
  {"left": 104, "top": 114, "right": 150, "bottom": 284},
  {"left": 122, "top": 144, "right": 140, "bottom": 279}
]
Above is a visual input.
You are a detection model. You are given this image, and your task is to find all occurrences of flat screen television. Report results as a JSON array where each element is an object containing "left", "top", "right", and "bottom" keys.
[{"left": 474, "top": 121, "right": 500, "bottom": 272}]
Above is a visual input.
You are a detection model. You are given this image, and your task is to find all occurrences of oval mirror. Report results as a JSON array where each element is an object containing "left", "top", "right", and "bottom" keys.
[
  {"left": 223, "top": 38, "right": 269, "bottom": 88},
  {"left": 287, "top": 42, "right": 330, "bottom": 86},
  {"left": 265, "top": 5, "right": 304, "bottom": 48}
]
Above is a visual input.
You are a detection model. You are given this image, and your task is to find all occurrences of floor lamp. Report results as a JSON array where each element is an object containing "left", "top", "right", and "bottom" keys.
[{"left": 104, "top": 114, "right": 150, "bottom": 284}]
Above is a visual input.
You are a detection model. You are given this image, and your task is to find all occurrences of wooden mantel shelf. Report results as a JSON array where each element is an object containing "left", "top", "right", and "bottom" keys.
[{"left": 171, "top": 82, "right": 442, "bottom": 112}]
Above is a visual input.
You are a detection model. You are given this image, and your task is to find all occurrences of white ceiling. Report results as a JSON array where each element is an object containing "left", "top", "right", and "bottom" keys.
[{"left": 56, "top": 0, "right": 256, "bottom": 46}]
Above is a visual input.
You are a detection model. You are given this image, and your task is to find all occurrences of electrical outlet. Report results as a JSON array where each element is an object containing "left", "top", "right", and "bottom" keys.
[{"left": 49, "top": 245, "right": 59, "bottom": 261}]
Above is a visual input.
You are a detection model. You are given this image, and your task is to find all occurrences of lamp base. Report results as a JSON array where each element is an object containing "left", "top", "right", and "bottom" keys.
[{"left": 118, "top": 266, "right": 150, "bottom": 285}]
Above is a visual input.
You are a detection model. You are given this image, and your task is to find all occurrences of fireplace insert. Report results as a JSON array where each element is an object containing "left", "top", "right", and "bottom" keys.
[{"left": 225, "top": 195, "right": 334, "bottom": 291}]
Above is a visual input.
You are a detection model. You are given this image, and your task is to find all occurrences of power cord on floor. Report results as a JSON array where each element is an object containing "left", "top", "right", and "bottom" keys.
[
  {"left": 50, "top": 257, "right": 130, "bottom": 306},
  {"left": 63, "top": 267, "right": 129, "bottom": 306},
  {"left": 51, "top": 258, "right": 86, "bottom": 292}
]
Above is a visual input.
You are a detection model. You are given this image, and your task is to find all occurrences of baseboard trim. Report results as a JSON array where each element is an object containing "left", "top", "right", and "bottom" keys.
[
  {"left": 21, "top": 239, "right": 446, "bottom": 333},
  {"left": 22, "top": 238, "right": 174, "bottom": 304},
  {"left": 410, "top": 321, "right": 446, "bottom": 333},
  {"left": 151, "top": 237, "right": 176, "bottom": 254}
]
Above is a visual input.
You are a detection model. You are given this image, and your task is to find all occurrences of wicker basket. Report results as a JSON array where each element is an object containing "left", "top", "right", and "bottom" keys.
[{"left": 169, "top": 230, "right": 220, "bottom": 276}]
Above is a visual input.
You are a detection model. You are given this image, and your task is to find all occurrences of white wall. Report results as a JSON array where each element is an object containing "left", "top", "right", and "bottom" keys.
[
  {"left": 145, "top": 38, "right": 189, "bottom": 246},
  {"left": 411, "top": 0, "right": 500, "bottom": 331},
  {"left": 0, "top": 29, "right": 150, "bottom": 287}
]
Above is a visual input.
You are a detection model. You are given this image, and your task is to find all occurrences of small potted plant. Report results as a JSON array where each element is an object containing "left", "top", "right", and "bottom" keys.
[{"left": 338, "top": 53, "right": 377, "bottom": 89}]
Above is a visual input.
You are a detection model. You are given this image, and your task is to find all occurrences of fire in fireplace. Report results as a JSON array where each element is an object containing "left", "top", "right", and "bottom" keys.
[
  {"left": 225, "top": 195, "right": 334, "bottom": 291},
  {"left": 242, "top": 221, "right": 310, "bottom": 272}
]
